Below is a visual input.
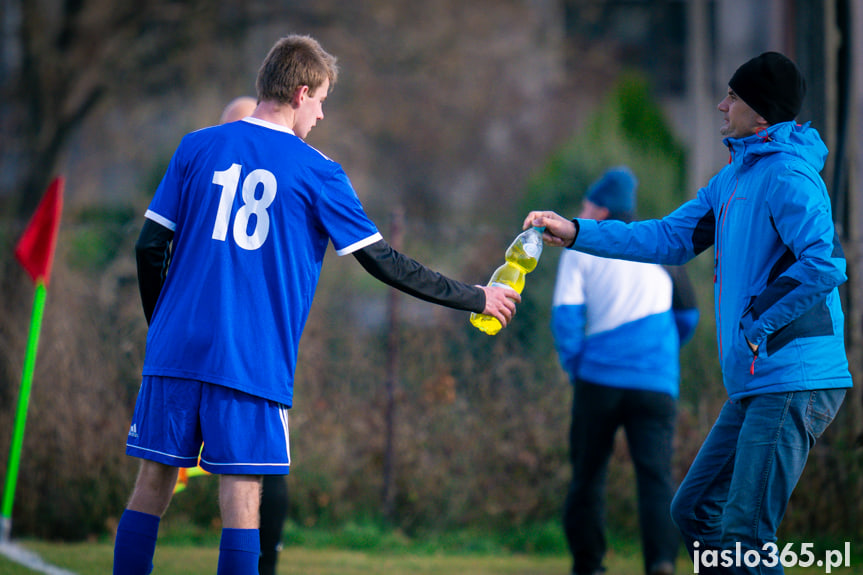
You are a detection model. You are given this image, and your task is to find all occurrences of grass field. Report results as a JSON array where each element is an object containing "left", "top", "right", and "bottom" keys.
[
  {"left": 1, "top": 525, "right": 860, "bottom": 575},
  {"left": 2, "top": 540, "right": 861, "bottom": 575},
  {"left": 3, "top": 542, "right": 567, "bottom": 575}
]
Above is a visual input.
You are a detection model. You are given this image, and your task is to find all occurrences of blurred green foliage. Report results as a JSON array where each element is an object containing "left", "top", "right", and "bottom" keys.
[
  {"left": 521, "top": 71, "right": 687, "bottom": 219},
  {"left": 67, "top": 205, "right": 137, "bottom": 271}
]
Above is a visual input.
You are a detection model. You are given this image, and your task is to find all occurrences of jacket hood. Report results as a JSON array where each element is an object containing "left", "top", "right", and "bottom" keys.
[{"left": 724, "top": 121, "right": 828, "bottom": 172}]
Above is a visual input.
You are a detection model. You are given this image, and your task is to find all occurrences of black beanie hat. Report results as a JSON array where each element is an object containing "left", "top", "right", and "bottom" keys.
[{"left": 728, "top": 51, "right": 806, "bottom": 125}]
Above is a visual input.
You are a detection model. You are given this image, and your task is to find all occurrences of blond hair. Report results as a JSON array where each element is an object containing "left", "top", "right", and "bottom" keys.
[{"left": 256, "top": 35, "right": 338, "bottom": 104}]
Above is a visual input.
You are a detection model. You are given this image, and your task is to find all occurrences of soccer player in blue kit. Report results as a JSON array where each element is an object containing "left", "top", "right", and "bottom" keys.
[{"left": 113, "top": 34, "right": 520, "bottom": 574}]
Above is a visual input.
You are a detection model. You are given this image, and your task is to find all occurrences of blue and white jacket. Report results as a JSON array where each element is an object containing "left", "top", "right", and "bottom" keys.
[
  {"left": 552, "top": 253, "right": 698, "bottom": 397},
  {"left": 572, "top": 121, "right": 852, "bottom": 400}
]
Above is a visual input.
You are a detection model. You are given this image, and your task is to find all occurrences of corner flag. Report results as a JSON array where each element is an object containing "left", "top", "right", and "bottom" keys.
[
  {"left": 14, "top": 177, "right": 64, "bottom": 287},
  {"left": 2, "top": 177, "right": 64, "bottom": 543}
]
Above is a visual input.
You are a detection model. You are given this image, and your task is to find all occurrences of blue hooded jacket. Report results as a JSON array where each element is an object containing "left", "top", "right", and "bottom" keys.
[{"left": 572, "top": 121, "right": 852, "bottom": 399}]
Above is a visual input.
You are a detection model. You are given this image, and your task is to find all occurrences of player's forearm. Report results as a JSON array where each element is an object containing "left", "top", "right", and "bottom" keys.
[
  {"left": 135, "top": 218, "right": 174, "bottom": 324},
  {"left": 353, "top": 239, "right": 485, "bottom": 313}
]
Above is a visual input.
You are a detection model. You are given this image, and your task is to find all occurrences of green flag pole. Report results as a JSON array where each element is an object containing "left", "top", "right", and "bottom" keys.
[{"left": 1, "top": 282, "right": 47, "bottom": 543}]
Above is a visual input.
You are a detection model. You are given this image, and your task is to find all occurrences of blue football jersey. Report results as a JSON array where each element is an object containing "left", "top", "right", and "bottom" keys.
[{"left": 142, "top": 117, "right": 381, "bottom": 405}]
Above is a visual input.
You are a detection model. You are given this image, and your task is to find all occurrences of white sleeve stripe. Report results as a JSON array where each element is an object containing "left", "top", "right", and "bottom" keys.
[
  {"left": 145, "top": 209, "right": 177, "bottom": 231},
  {"left": 336, "top": 232, "right": 383, "bottom": 256}
]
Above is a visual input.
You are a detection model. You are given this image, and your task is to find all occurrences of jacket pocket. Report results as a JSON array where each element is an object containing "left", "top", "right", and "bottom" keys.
[
  {"left": 764, "top": 298, "right": 834, "bottom": 355},
  {"left": 726, "top": 302, "right": 759, "bottom": 380}
]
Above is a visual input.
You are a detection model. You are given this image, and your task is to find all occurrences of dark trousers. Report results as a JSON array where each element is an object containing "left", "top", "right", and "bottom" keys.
[
  {"left": 563, "top": 379, "right": 679, "bottom": 575},
  {"left": 259, "top": 475, "right": 289, "bottom": 575}
]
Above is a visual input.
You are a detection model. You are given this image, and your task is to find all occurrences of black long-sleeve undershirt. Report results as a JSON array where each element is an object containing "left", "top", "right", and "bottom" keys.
[
  {"left": 352, "top": 239, "right": 486, "bottom": 313},
  {"left": 135, "top": 220, "right": 486, "bottom": 325},
  {"left": 135, "top": 218, "right": 174, "bottom": 325}
]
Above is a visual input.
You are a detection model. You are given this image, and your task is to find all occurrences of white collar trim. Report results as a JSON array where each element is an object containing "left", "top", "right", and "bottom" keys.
[{"left": 242, "top": 117, "right": 296, "bottom": 135}]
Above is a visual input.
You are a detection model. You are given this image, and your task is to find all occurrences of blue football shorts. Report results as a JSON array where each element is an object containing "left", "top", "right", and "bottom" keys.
[{"left": 125, "top": 375, "right": 291, "bottom": 475}]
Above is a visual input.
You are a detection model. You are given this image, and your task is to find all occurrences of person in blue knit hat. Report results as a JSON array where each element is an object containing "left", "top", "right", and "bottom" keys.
[
  {"left": 584, "top": 166, "right": 637, "bottom": 222},
  {"left": 551, "top": 167, "right": 699, "bottom": 575}
]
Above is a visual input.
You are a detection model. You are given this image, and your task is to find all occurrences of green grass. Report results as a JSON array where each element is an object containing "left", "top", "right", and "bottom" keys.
[
  {"left": 1, "top": 543, "right": 570, "bottom": 575},
  {"left": 1, "top": 527, "right": 860, "bottom": 575}
]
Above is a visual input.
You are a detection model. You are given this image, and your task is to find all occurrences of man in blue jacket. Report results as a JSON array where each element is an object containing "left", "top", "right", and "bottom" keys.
[
  {"left": 552, "top": 167, "right": 698, "bottom": 575},
  {"left": 525, "top": 52, "right": 851, "bottom": 574}
]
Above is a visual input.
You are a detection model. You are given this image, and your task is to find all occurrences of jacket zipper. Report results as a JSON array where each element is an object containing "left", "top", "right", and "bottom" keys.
[{"left": 716, "top": 176, "right": 739, "bottom": 364}]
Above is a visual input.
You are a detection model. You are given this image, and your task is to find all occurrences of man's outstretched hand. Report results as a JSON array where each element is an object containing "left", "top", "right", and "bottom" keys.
[{"left": 523, "top": 211, "right": 577, "bottom": 248}]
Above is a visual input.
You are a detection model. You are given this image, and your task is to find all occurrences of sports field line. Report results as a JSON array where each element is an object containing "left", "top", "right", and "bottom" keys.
[{"left": 0, "top": 541, "right": 77, "bottom": 575}]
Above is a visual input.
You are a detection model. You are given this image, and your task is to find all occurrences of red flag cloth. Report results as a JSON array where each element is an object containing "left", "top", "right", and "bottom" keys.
[{"left": 14, "top": 177, "right": 64, "bottom": 287}]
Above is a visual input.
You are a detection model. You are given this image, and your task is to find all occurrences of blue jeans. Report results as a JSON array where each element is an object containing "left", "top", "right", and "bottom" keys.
[{"left": 670, "top": 389, "right": 846, "bottom": 574}]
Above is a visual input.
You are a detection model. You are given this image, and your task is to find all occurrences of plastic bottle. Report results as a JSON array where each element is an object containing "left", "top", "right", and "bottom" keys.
[{"left": 470, "top": 227, "right": 544, "bottom": 335}]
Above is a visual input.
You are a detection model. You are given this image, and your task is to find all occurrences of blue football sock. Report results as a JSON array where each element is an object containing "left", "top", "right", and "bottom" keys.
[
  {"left": 217, "top": 528, "right": 261, "bottom": 574},
  {"left": 113, "top": 509, "right": 160, "bottom": 575}
]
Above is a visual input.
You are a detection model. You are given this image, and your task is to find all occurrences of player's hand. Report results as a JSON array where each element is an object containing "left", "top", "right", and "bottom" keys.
[
  {"left": 745, "top": 335, "right": 759, "bottom": 354},
  {"left": 523, "top": 211, "right": 577, "bottom": 248},
  {"left": 479, "top": 284, "right": 521, "bottom": 328}
]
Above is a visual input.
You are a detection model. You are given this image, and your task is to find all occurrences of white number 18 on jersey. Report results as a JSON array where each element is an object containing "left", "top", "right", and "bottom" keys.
[{"left": 211, "top": 163, "right": 277, "bottom": 250}]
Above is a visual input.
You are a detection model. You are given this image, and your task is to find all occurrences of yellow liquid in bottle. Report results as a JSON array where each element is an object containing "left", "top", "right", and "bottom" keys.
[
  {"left": 469, "top": 262, "right": 525, "bottom": 335},
  {"left": 505, "top": 241, "right": 539, "bottom": 273},
  {"left": 470, "top": 227, "right": 543, "bottom": 335}
]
